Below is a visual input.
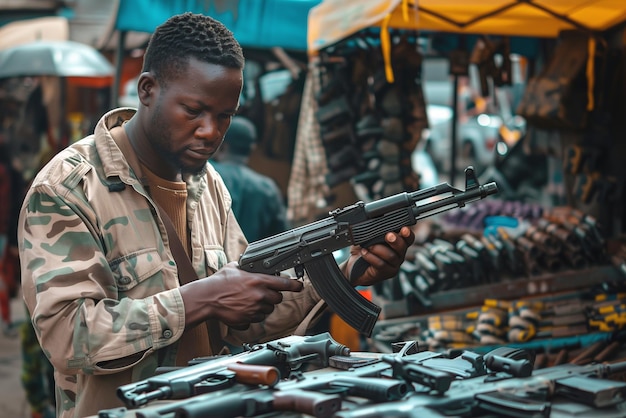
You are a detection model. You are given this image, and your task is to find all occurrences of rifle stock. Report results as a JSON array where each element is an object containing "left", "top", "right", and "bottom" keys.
[{"left": 239, "top": 167, "right": 498, "bottom": 335}]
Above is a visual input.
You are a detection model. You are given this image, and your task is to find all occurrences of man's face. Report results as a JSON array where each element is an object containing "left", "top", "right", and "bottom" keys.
[{"left": 147, "top": 58, "right": 243, "bottom": 176}]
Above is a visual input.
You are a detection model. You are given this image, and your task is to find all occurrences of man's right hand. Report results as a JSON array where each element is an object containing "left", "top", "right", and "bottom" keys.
[{"left": 179, "top": 261, "right": 303, "bottom": 329}]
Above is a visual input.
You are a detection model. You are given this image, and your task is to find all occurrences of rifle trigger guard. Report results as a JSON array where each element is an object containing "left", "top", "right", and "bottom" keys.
[{"left": 193, "top": 370, "right": 236, "bottom": 394}]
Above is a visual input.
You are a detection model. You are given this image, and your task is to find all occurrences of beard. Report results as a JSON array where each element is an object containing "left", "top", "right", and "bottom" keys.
[{"left": 149, "top": 103, "right": 207, "bottom": 177}]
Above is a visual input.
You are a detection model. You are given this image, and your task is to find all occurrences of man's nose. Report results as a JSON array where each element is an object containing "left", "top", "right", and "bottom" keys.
[{"left": 195, "top": 115, "right": 221, "bottom": 140}]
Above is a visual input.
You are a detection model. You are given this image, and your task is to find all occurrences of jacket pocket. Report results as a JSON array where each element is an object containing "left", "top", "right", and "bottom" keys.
[
  {"left": 204, "top": 245, "right": 227, "bottom": 275},
  {"left": 110, "top": 248, "right": 164, "bottom": 292}
]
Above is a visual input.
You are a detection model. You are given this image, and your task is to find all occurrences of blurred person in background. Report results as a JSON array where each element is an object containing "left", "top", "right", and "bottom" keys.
[
  {"left": 20, "top": 320, "right": 56, "bottom": 418},
  {"left": 0, "top": 133, "right": 14, "bottom": 335},
  {"left": 1, "top": 81, "right": 56, "bottom": 418},
  {"left": 210, "top": 115, "right": 289, "bottom": 241}
]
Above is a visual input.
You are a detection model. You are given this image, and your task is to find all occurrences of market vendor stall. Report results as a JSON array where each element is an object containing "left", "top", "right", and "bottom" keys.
[{"left": 291, "top": 0, "right": 626, "bottom": 368}]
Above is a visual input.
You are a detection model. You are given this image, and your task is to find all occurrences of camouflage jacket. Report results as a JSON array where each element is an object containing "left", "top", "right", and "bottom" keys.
[{"left": 19, "top": 108, "right": 322, "bottom": 418}]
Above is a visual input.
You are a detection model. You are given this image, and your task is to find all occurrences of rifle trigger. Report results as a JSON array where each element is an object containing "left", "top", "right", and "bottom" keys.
[{"left": 294, "top": 264, "right": 305, "bottom": 279}]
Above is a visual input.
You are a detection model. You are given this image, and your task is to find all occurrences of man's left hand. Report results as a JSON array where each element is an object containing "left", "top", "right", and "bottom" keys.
[{"left": 345, "top": 226, "right": 415, "bottom": 287}]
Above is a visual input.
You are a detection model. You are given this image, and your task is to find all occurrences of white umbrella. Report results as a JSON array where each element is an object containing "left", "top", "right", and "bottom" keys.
[{"left": 0, "top": 40, "right": 114, "bottom": 79}]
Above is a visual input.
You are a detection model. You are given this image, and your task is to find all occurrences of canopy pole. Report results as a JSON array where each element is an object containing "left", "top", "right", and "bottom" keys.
[
  {"left": 111, "top": 30, "right": 127, "bottom": 108},
  {"left": 450, "top": 74, "right": 459, "bottom": 186}
]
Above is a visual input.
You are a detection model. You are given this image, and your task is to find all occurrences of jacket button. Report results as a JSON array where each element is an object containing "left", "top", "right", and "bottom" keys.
[
  {"left": 119, "top": 276, "right": 131, "bottom": 285},
  {"left": 162, "top": 329, "right": 173, "bottom": 339}
]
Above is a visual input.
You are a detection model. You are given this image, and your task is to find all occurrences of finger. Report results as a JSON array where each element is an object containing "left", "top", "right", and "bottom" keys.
[
  {"left": 263, "top": 290, "right": 284, "bottom": 306},
  {"left": 400, "top": 226, "right": 416, "bottom": 243},
  {"left": 385, "top": 228, "right": 414, "bottom": 252},
  {"left": 259, "top": 303, "right": 276, "bottom": 315},
  {"left": 363, "top": 243, "right": 402, "bottom": 267},
  {"left": 261, "top": 275, "right": 304, "bottom": 292},
  {"left": 360, "top": 251, "right": 395, "bottom": 273},
  {"left": 250, "top": 313, "right": 267, "bottom": 323}
]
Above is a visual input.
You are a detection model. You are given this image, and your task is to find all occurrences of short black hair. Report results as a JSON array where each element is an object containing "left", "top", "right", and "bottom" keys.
[{"left": 142, "top": 12, "right": 244, "bottom": 85}]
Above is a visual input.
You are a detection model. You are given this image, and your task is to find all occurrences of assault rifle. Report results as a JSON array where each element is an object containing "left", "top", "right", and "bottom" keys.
[
  {"left": 334, "top": 358, "right": 626, "bottom": 417},
  {"left": 115, "top": 333, "right": 349, "bottom": 408},
  {"left": 239, "top": 167, "right": 498, "bottom": 335}
]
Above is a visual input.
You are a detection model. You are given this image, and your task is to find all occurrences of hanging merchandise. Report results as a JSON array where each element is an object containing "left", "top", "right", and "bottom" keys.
[
  {"left": 469, "top": 35, "right": 512, "bottom": 97},
  {"left": 314, "top": 54, "right": 358, "bottom": 190},
  {"left": 287, "top": 65, "right": 331, "bottom": 225},
  {"left": 312, "top": 30, "right": 427, "bottom": 203},
  {"left": 516, "top": 30, "right": 603, "bottom": 131}
]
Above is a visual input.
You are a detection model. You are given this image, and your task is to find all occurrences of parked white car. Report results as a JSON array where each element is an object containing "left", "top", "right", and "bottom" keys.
[{"left": 422, "top": 104, "right": 502, "bottom": 175}]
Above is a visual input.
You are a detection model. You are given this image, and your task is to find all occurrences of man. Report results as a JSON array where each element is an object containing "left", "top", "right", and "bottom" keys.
[
  {"left": 210, "top": 115, "right": 289, "bottom": 242},
  {"left": 18, "top": 12, "right": 414, "bottom": 418}
]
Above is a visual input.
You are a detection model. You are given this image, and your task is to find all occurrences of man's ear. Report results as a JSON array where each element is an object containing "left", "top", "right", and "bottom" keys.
[{"left": 136, "top": 72, "right": 157, "bottom": 106}]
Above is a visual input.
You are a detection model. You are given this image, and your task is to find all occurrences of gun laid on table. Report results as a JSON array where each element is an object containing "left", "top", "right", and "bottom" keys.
[
  {"left": 115, "top": 333, "right": 349, "bottom": 408},
  {"left": 102, "top": 386, "right": 344, "bottom": 418},
  {"left": 239, "top": 167, "right": 498, "bottom": 335},
  {"left": 105, "top": 339, "right": 462, "bottom": 418},
  {"left": 171, "top": 342, "right": 489, "bottom": 418},
  {"left": 103, "top": 332, "right": 626, "bottom": 418},
  {"left": 334, "top": 357, "right": 626, "bottom": 418}
]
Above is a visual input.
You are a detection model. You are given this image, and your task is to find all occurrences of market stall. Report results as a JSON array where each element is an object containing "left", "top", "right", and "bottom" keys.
[
  {"left": 290, "top": 0, "right": 626, "bottom": 368},
  {"left": 301, "top": 0, "right": 626, "bottom": 189}
]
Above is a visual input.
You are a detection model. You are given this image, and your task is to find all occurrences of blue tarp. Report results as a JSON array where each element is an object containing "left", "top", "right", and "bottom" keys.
[{"left": 114, "top": 0, "right": 321, "bottom": 51}]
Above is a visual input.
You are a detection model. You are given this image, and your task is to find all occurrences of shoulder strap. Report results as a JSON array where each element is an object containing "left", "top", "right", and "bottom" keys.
[
  {"left": 155, "top": 199, "right": 224, "bottom": 357},
  {"left": 294, "top": 299, "right": 327, "bottom": 336},
  {"left": 156, "top": 202, "right": 196, "bottom": 284}
]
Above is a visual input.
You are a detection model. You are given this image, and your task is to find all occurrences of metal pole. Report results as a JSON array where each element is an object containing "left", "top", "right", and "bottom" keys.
[
  {"left": 450, "top": 74, "right": 459, "bottom": 185},
  {"left": 111, "top": 30, "right": 127, "bottom": 108}
]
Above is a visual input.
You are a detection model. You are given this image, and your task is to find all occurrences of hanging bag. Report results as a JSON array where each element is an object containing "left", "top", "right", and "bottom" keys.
[{"left": 517, "top": 30, "right": 596, "bottom": 130}]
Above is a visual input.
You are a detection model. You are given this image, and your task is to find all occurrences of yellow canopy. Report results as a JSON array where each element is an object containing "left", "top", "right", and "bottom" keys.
[{"left": 308, "top": 0, "right": 626, "bottom": 52}]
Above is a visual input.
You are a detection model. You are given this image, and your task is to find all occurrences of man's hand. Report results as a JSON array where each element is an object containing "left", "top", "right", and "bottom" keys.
[
  {"left": 180, "top": 262, "right": 303, "bottom": 330},
  {"left": 345, "top": 226, "right": 415, "bottom": 287}
]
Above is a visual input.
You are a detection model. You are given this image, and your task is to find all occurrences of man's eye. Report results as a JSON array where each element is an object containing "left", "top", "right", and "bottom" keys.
[{"left": 185, "top": 106, "right": 201, "bottom": 115}]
